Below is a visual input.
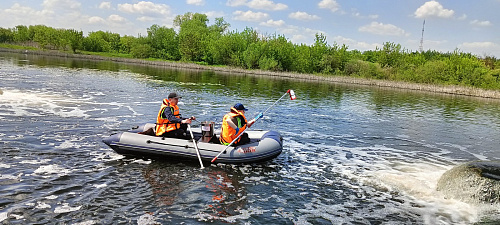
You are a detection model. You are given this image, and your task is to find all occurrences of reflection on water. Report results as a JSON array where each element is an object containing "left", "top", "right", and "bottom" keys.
[{"left": 142, "top": 161, "right": 248, "bottom": 220}]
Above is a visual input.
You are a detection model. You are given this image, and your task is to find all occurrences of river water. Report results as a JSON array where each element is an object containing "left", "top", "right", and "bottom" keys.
[{"left": 1, "top": 52, "right": 500, "bottom": 224}]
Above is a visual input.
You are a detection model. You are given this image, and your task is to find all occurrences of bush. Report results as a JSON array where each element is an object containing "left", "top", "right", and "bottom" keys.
[
  {"left": 130, "top": 43, "right": 152, "bottom": 58},
  {"left": 259, "top": 56, "right": 279, "bottom": 71}
]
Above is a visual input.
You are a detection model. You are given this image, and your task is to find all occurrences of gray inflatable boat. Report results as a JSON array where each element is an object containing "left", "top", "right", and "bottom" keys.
[{"left": 102, "top": 123, "right": 283, "bottom": 164}]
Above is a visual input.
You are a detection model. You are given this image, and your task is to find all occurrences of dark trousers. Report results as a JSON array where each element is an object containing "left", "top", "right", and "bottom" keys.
[{"left": 162, "top": 124, "right": 190, "bottom": 140}]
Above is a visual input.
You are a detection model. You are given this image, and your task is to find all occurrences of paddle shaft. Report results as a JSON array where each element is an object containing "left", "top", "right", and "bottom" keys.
[
  {"left": 188, "top": 124, "right": 204, "bottom": 169},
  {"left": 211, "top": 91, "right": 291, "bottom": 163}
]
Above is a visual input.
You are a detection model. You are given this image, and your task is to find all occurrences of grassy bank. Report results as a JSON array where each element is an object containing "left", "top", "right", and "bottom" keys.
[{"left": 2, "top": 46, "right": 500, "bottom": 99}]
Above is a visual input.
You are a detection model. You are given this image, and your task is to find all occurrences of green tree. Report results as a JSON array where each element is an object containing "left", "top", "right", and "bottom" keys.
[
  {"left": 130, "top": 36, "right": 152, "bottom": 58},
  {"left": 174, "top": 12, "right": 209, "bottom": 61},
  {"left": 31, "top": 25, "right": 59, "bottom": 49},
  {"left": 119, "top": 35, "right": 136, "bottom": 54},
  {"left": 264, "top": 34, "right": 294, "bottom": 71},
  {"left": 13, "top": 25, "right": 30, "bottom": 42},
  {"left": 311, "top": 33, "right": 329, "bottom": 73},
  {"left": 0, "top": 27, "right": 13, "bottom": 42},
  {"left": 64, "top": 29, "right": 83, "bottom": 53},
  {"left": 147, "top": 24, "right": 179, "bottom": 60},
  {"left": 378, "top": 42, "right": 403, "bottom": 68}
]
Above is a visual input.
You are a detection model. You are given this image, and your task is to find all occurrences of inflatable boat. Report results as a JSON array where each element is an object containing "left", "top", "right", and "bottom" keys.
[{"left": 102, "top": 123, "right": 283, "bottom": 164}]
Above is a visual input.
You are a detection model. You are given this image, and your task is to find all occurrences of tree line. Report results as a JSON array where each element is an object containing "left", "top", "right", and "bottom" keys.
[{"left": 1, "top": 12, "right": 499, "bottom": 90}]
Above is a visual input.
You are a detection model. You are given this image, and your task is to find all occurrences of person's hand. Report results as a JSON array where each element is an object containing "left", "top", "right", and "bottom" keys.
[
  {"left": 190, "top": 116, "right": 196, "bottom": 121},
  {"left": 234, "top": 127, "right": 240, "bottom": 134},
  {"left": 182, "top": 119, "right": 192, "bottom": 124},
  {"left": 255, "top": 113, "right": 263, "bottom": 120}
]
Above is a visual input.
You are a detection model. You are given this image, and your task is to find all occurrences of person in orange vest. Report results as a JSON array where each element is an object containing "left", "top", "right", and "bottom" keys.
[
  {"left": 155, "top": 92, "right": 195, "bottom": 139},
  {"left": 220, "top": 103, "right": 263, "bottom": 146}
]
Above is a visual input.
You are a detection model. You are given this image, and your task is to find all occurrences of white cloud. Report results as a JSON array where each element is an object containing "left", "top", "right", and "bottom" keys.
[
  {"left": 203, "top": 11, "right": 225, "bottom": 19},
  {"left": 470, "top": 20, "right": 492, "bottom": 27},
  {"left": 4, "top": 3, "right": 52, "bottom": 17},
  {"left": 233, "top": 10, "right": 269, "bottom": 22},
  {"left": 99, "top": 2, "right": 111, "bottom": 9},
  {"left": 42, "top": 0, "right": 81, "bottom": 10},
  {"left": 226, "top": 0, "right": 287, "bottom": 11},
  {"left": 277, "top": 25, "right": 325, "bottom": 45},
  {"left": 460, "top": 42, "right": 497, "bottom": 49},
  {"left": 137, "top": 16, "right": 155, "bottom": 22},
  {"left": 289, "top": 11, "right": 320, "bottom": 21},
  {"left": 118, "top": 1, "right": 171, "bottom": 16},
  {"left": 318, "top": 0, "right": 340, "bottom": 13},
  {"left": 333, "top": 36, "right": 381, "bottom": 51},
  {"left": 459, "top": 42, "right": 500, "bottom": 57},
  {"left": 108, "top": 14, "right": 127, "bottom": 23},
  {"left": 187, "top": 0, "right": 205, "bottom": 6},
  {"left": 2, "top": 4, "right": 53, "bottom": 27},
  {"left": 351, "top": 10, "right": 378, "bottom": 19},
  {"left": 359, "top": 22, "right": 409, "bottom": 37},
  {"left": 89, "top": 16, "right": 105, "bottom": 24},
  {"left": 260, "top": 19, "right": 285, "bottom": 27},
  {"left": 414, "top": 1, "right": 454, "bottom": 19},
  {"left": 226, "top": 0, "right": 247, "bottom": 7},
  {"left": 247, "top": 0, "right": 287, "bottom": 11}
]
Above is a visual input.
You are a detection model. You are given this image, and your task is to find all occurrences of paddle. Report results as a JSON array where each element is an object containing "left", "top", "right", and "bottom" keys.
[
  {"left": 187, "top": 124, "right": 204, "bottom": 169},
  {"left": 211, "top": 89, "right": 296, "bottom": 163}
]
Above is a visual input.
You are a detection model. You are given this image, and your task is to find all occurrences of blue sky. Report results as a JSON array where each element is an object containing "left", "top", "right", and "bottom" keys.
[{"left": 1, "top": 0, "right": 498, "bottom": 58}]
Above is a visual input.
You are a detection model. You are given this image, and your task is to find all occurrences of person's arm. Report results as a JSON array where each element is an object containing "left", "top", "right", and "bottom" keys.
[
  {"left": 226, "top": 117, "right": 238, "bottom": 129},
  {"left": 247, "top": 113, "right": 263, "bottom": 128},
  {"left": 163, "top": 107, "right": 186, "bottom": 123},
  {"left": 247, "top": 119, "right": 256, "bottom": 128}
]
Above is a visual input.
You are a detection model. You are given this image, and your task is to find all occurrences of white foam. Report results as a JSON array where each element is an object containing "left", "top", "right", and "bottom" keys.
[
  {"left": 55, "top": 140, "right": 80, "bottom": 149},
  {"left": 0, "top": 212, "right": 7, "bottom": 222},
  {"left": 54, "top": 203, "right": 81, "bottom": 213},
  {"left": 0, "top": 89, "right": 91, "bottom": 118},
  {"left": 137, "top": 213, "right": 158, "bottom": 225},
  {"left": 93, "top": 183, "right": 107, "bottom": 188},
  {"left": 20, "top": 159, "right": 51, "bottom": 165},
  {"left": 72, "top": 220, "right": 99, "bottom": 225},
  {"left": 45, "top": 195, "right": 58, "bottom": 200},
  {"left": 35, "top": 202, "right": 51, "bottom": 209},
  {"left": 90, "top": 149, "right": 125, "bottom": 162},
  {"left": 33, "top": 165, "right": 71, "bottom": 176},
  {"left": 281, "top": 136, "right": 495, "bottom": 224}
]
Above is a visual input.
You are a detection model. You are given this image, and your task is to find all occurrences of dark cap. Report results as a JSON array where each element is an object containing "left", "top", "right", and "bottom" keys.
[
  {"left": 233, "top": 103, "right": 248, "bottom": 111},
  {"left": 168, "top": 92, "right": 181, "bottom": 99}
]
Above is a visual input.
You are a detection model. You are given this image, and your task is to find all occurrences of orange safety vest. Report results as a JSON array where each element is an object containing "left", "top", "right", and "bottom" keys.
[
  {"left": 220, "top": 107, "right": 247, "bottom": 145},
  {"left": 155, "top": 99, "right": 181, "bottom": 136}
]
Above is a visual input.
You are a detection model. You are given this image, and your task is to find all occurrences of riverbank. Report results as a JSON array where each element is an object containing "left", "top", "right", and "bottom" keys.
[{"left": 2, "top": 47, "right": 500, "bottom": 99}]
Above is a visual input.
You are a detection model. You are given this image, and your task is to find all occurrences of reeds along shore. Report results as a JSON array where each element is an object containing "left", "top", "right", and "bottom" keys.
[{"left": 2, "top": 47, "right": 500, "bottom": 100}]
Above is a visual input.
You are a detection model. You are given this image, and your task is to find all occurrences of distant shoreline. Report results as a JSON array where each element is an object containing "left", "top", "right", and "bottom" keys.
[{"left": 2, "top": 47, "right": 500, "bottom": 99}]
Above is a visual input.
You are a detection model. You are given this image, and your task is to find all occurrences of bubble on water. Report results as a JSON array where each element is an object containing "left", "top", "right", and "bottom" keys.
[
  {"left": 72, "top": 220, "right": 99, "bottom": 225},
  {"left": 19, "top": 159, "right": 51, "bottom": 164},
  {"left": 93, "top": 183, "right": 107, "bottom": 188},
  {"left": 54, "top": 203, "right": 81, "bottom": 213},
  {"left": 33, "top": 165, "right": 71, "bottom": 177},
  {"left": 0, "top": 89, "right": 91, "bottom": 118},
  {"left": 55, "top": 140, "right": 81, "bottom": 149},
  {"left": 0, "top": 212, "right": 8, "bottom": 222},
  {"left": 45, "top": 195, "right": 58, "bottom": 200},
  {"left": 137, "top": 213, "right": 158, "bottom": 225},
  {"left": 35, "top": 201, "right": 51, "bottom": 209}
]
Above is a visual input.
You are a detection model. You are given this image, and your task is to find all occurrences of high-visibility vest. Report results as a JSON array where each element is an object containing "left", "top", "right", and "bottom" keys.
[
  {"left": 155, "top": 99, "right": 181, "bottom": 136},
  {"left": 220, "top": 107, "right": 247, "bottom": 145}
]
